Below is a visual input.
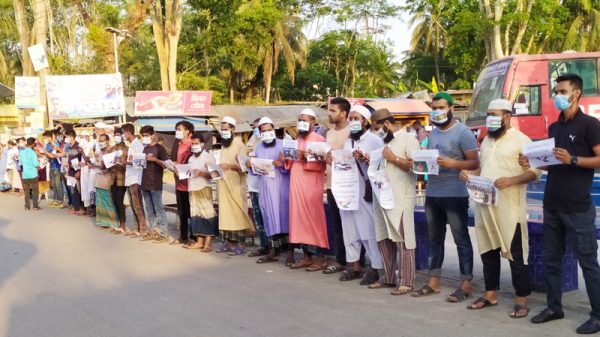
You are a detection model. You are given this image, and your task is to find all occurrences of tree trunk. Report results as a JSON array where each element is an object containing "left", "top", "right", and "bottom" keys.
[
  {"left": 32, "top": 0, "right": 49, "bottom": 128},
  {"left": 492, "top": 0, "right": 505, "bottom": 60},
  {"left": 510, "top": 0, "right": 533, "bottom": 55},
  {"left": 150, "top": 0, "right": 182, "bottom": 91},
  {"left": 13, "top": 0, "right": 33, "bottom": 76}
]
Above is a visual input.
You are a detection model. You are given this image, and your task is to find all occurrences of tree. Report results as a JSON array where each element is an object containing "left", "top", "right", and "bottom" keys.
[
  {"left": 150, "top": 0, "right": 183, "bottom": 91},
  {"left": 563, "top": 0, "right": 600, "bottom": 51}
]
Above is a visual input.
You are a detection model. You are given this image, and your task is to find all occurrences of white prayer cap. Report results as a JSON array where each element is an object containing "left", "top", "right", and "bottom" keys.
[
  {"left": 222, "top": 116, "right": 237, "bottom": 127},
  {"left": 258, "top": 117, "right": 274, "bottom": 127},
  {"left": 349, "top": 105, "right": 371, "bottom": 121},
  {"left": 488, "top": 99, "right": 513, "bottom": 112},
  {"left": 94, "top": 121, "right": 107, "bottom": 129},
  {"left": 105, "top": 125, "right": 115, "bottom": 131},
  {"left": 299, "top": 108, "right": 316, "bottom": 118},
  {"left": 80, "top": 130, "right": 91, "bottom": 136}
]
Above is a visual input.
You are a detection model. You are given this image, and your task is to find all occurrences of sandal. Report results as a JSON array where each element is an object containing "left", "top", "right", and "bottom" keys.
[
  {"left": 323, "top": 264, "right": 346, "bottom": 275},
  {"left": 509, "top": 304, "right": 530, "bottom": 318},
  {"left": 411, "top": 285, "right": 440, "bottom": 297},
  {"left": 467, "top": 297, "right": 498, "bottom": 310},
  {"left": 391, "top": 286, "right": 413, "bottom": 296},
  {"left": 169, "top": 239, "right": 184, "bottom": 245},
  {"left": 183, "top": 241, "right": 203, "bottom": 249},
  {"left": 216, "top": 243, "right": 233, "bottom": 253},
  {"left": 201, "top": 247, "right": 213, "bottom": 253},
  {"left": 289, "top": 260, "right": 311, "bottom": 270},
  {"left": 339, "top": 270, "right": 363, "bottom": 281},
  {"left": 228, "top": 247, "right": 246, "bottom": 256},
  {"left": 448, "top": 289, "right": 471, "bottom": 303},
  {"left": 306, "top": 263, "right": 327, "bottom": 272},
  {"left": 256, "top": 256, "right": 279, "bottom": 264},
  {"left": 367, "top": 282, "right": 395, "bottom": 290},
  {"left": 285, "top": 257, "right": 295, "bottom": 267},
  {"left": 248, "top": 249, "right": 268, "bottom": 257}
]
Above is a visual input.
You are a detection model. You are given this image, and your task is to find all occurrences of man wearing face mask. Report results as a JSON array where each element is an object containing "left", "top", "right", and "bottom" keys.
[
  {"left": 139, "top": 125, "right": 170, "bottom": 243},
  {"left": 323, "top": 97, "right": 366, "bottom": 275},
  {"left": 458, "top": 99, "right": 540, "bottom": 318},
  {"left": 109, "top": 128, "right": 129, "bottom": 233},
  {"left": 523, "top": 74, "right": 600, "bottom": 334},
  {"left": 412, "top": 92, "right": 479, "bottom": 302},
  {"left": 284, "top": 109, "right": 329, "bottom": 272},
  {"left": 42, "top": 130, "right": 65, "bottom": 208},
  {"left": 246, "top": 118, "right": 269, "bottom": 258},
  {"left": 121, "top": 123, "right": 146, "bottom": 237},
  {"left": 369, "top": 108, "right": 421, "bottom": 295},
  {"left": 332, "top": 105, "right": 384, "bottom": 286},
  {"left": 244, "top": 117, "right": 293, "bottom": 264},
  {"left": 170, "top": 121, "right": 194, "bottom": 245},
  {"left": 214, "top": 116, "right": 254, "bottom": 255}
]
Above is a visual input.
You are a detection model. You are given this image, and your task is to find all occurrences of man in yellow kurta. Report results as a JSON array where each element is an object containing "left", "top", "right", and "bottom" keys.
[
  {"left": 216, "top": 116, "right": 254, "bottom": 256},
  {"left": 459, "top": 99, "right": 541, "bottom": 318}
]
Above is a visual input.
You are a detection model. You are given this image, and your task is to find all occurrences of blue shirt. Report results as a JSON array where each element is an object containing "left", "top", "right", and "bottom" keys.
[
  {"left": 46, "top": 142, "right": 60, "bottom": 170},
  {"left": 19, "top": 148, "right": 39, "bottom": 180},
  {"left": 426, "top": 122, "right": 478, "bottom": 197}
]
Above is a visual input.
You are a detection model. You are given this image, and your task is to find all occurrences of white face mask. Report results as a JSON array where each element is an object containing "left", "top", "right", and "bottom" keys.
[
  {"left": 297, "top": 121, "right": 310, "bottom": 132},
  {"left": 141, "top": 136, "right": 152, "bottom": 145},
  {"left": 375, "top": 128, "right": 386, "bottom": 139},
  {"left": 349, "top": 120, "right": 362, "bottom": 134},
  {"left": 485, "top": 115, "right": 503, "bottom": 131},
  {"left": 64, "top": 138, "right": 72, "bottom": 145},
  {"left": 260, "top": 131, "right": 276, "bottom": 143},
  {"left": 79, "top": 138, "right": 88, "bottom": 145},
  {"left": 191, "top": 144, "right": 203, "bottom": 153},
  {"left": 114, "top": 136, "right": 122, "bottom": 144},
  {"left": 221, "top": 130, "right": 232, "bottom": 140},
  {"left": 99, "top": 142, "right": 108, "bottom": 149},
  {"left": 175, "top": 130, "right": 184, "bottom": 140}
]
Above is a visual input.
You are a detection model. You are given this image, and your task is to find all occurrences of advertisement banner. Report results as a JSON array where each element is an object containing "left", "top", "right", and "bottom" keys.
[
  {"left": 134, "top": 91, "right": 212, "bottom": 116},
  {"left": 15, "top": 77, "right": 40, "bottom": 108},
  {"left": 46, "top": 74, "right": 125, "bottom": 119},
  {"left": 27, "top": 44, "right": 49, "bottom": 72}
]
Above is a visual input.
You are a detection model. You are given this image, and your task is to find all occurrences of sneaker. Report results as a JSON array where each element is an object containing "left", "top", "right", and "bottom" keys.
[{"left": 576, "top": 318, "right": 600, "bottom": 334}]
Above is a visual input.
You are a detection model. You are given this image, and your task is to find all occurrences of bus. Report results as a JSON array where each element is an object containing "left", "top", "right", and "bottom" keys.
[{"left": 466, "top": 52, "right": 600, "bottom": 140}]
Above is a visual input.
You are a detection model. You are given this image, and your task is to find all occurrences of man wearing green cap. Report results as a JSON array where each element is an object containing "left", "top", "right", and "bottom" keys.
[{"left": 412, "top": 92, "right": 480, "bottom": 303}]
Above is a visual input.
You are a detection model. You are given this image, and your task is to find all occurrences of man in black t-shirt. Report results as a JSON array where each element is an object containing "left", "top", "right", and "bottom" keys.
[
  {"left": 524, "top": 74, "right": 600, "bottom": 334},
  {"left": 139, "top": 125, "right": 170, "bottom": 243}
]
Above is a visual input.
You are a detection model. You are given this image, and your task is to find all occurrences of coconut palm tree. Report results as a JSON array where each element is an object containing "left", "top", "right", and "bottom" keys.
[{"left": 563, "top": 0, "right": 600, "bottom": 51}]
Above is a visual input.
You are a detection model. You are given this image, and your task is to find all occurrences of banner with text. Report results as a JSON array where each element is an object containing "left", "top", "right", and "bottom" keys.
[{"left": 134, "top": 91, "right": 213, "bottom": 116}]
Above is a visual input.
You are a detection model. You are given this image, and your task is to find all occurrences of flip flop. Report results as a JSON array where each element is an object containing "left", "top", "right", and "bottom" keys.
[
  {"left": 256, "top": 256, "right": 279, "bottom": 264},
  {"left": 391, "top": 286, "right": 413, "bottom": 296},
  {"left": 411, "top": 285, "right": 440, "bottom": 297},
  {"left": 228, "top": 247, "right": 246, "bottom": 256},
  {"left": 467, "top": 297, "right": 498, "bottom": 310},
  {"left": 285, "top": 258, "right": 295, "bottom": 267},
  {"left": 306, "top": 264, "right": 327, "bottom": 272},
  {"left": 201, "top": 247, "right": 213, "bottom": 253},
  {"left": 509, "top": 304, "right": 530, "bottom": 318},
  {"left": 323, "top": 265, "right": 346, "bottom": 275},
  {"left": 289, "top": 261, "right": 311, "bottom": 269},
  {"left": 339, "top": 271, "right": 363, "bottom": 281},
  {"left": 448, "top": 289, "right": 471, "bottom": 303},
  {"left": 248, "top": 249, "right": 268, "bottom": 257}
]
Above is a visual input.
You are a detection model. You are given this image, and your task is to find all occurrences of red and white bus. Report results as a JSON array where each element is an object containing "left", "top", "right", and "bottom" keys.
[{"left": 466, "top": 52, "right": 600, "bottom": 140}]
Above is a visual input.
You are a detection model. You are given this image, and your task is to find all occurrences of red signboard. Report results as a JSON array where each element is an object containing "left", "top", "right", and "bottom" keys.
[{"left": 134, "top": 91, "right": 212, "bottom": 116}]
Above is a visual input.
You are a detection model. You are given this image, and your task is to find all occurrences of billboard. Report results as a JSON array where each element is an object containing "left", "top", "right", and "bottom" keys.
[
  {"left": 134, "top": 91, "right": 212, "bottom": 116},
  {"left": 46, "top": 73, "right": 125, "bottom": 119},
  {"left": 15, "top": 76, "right": 40, "bottom": 108}
]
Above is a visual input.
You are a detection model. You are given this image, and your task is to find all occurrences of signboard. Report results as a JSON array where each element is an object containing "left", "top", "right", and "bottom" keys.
[
  {"left": 15, "top": 77, "right": 40, "bottom": 108},
  {"left": 46, "top": 73, "right": 125, "bottom": 119},
  {"left": 27, "top": 44, "right": 49, "bottom": 71},
  {"left": 134, "top": 91, "right": 213, "bottom": 116}
]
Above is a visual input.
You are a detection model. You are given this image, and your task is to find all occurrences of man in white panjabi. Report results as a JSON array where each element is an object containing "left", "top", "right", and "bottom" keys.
[{"left": 459, "top": 99, "right": 540, "bottom": 319}]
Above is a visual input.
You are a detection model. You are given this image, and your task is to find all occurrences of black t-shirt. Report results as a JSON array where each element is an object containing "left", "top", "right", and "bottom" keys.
[
  {"left": 141, "top": 144, "right": 169, "bottom": 191},
  {"left": 543, "top": 109, "right": 600, "bottom": 212}
]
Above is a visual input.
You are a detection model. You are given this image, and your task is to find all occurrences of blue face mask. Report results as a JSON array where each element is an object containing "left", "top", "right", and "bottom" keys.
[
  {"left": 349, "top": 121, "right": 362, "bottom": 134},
  {"left": 554, "top": 94, "right": 573, "bottom": 111},
  {"left": 253, "top": 128, "right": 259, "bottom": 138},
  {"left": 485, "top": 116, "right": 503, "bottom": 131}
]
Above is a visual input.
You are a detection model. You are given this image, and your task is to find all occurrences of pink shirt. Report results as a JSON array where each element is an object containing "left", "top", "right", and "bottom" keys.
[{"left": 176, "top": 139, "right": 192, "bottom": 191}]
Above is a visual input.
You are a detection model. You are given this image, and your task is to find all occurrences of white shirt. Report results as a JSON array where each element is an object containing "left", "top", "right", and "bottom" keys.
[
  {"left": 125, "top": 138, "right": 144, "bottom": 186},
  {"left": 188, "top": 151, "right": 215, "bottom": 192}
]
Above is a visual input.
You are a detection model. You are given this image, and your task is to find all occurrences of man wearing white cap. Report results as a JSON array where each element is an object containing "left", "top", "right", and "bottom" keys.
[
  {"left": 332, "top": 105, "right": 385, "bottom": 286},
  {"left": 459, "top": 98, "right": 540, "bottom": 318},
  {"left": 285, "top": 108, "right": 329, "bottom": 271},
  {"left": 215, "top": 116, "right": 254, "bottom": 255},
  {"left": 244, "top": 117, "right": 293, "bottom": 264}
]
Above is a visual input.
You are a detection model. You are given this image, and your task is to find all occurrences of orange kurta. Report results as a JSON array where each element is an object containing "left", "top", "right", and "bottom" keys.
[{"left": 286, "top": 132, "right": 329, "bottom": 248}]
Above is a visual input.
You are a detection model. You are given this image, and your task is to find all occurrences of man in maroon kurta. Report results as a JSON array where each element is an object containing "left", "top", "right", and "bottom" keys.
[{"left": 285, "top": 109, "right": 329, "bottom": 272}]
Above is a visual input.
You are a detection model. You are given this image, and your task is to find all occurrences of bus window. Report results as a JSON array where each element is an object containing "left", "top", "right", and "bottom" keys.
[
  {"left": 469, "top": 60, "right": 512, "bottom": 120},
  {"left": 549, "top": 59, "right": 599, "bottom": 96},
  {"left": 513, "top": 86, "right": 541, "bottom": 116}
]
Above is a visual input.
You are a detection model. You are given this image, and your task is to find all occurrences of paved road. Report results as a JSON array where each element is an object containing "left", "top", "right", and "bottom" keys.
[{"left": 0, "top": 193, "right": 595, "bottom": 337}]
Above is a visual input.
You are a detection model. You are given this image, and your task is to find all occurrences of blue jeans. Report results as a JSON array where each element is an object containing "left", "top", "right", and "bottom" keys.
[
  {"left": 142, "top": 190, "right": 168, "bottom": 237},
  {"left": 50, "top": 168, "right": 63, "bottom": 202},
  {"left": 543, "top": 205, "right": 600, "bottom": 319},
  {"left": 424, "top": 196, "right": 474, "bottom": 280}
]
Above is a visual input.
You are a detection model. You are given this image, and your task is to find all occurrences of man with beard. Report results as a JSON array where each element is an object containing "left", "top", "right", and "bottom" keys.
[
  {"left": 368, "top": 108, "right": 421, "bottom": 295},
  {"left": 412, "top": 92, "right": 479, "bottom": 303},
  {"left": 215, "top": 116, "right": 254, "bottom": 255},
  {"left": 332, "top": 105, "right": 384, "bottom": 286},
  {"left": 245, "top": 117, "right": 293, "bottom": 264},
  {"left": 285, "top": 109, "right": 329, "bottom": 272},
  {"left": 458, "top": 99, "right": 539, "bottom": 318}
]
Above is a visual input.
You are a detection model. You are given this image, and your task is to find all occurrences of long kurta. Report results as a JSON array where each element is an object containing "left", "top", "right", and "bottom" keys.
[
  {"left": 339, "top": 132, "right": 384, "bottom": 243},
  {"left": 286, "top": 132, "right": 329, "bottom": 248},
  {"left": 474, "top": 128, "right": 541, "bottom": 262},
  {"left": 371, "top": 130, "right": 421, "bottom": 248},
  {"left": 253, "top": 139, "right": 290, "bottom": 237},
  {"left": 217, "top": 137, "right": 254, "bottom": 232}
]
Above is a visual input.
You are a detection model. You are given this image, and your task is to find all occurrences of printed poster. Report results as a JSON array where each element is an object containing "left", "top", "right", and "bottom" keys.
[
  {"left": 15, "top": 77, "right": 40, "bottom": 108},
  {"left": 331, "top": 149, "right": 359, "bottom": 210},
  {"left": 368, "top": 148, "right": 395, "bottom": 209},
  {"left": 250, "top": 158, "right": 275, "bottom": 178},
  {"left": 412, "top": 149, "right": 440, "bottom": 175},
  {"left": 522, "top": 138, "right": 562, "bottom": 168},
  {"left": 282, "top": 139, "right": 298, "bottom": 160},
  {"left": 466, "top": 175, "right": 499, "bottom": 206},
  {"left": 306, "top": 142, "right": 331, "bottom": 162}
]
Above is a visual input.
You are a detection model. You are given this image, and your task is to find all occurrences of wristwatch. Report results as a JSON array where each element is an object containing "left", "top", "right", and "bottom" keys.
[{"left": 571, "top": 155, "right": 578, "bottom": 166}]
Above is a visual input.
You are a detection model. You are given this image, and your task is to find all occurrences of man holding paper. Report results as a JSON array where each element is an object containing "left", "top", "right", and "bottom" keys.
[
  {"left": 523, "top": 74, "right": 600, "bottom": 334},
  {"left": 139, "top": 125, "right": 170, "bottom": 243},
  {"left": 122, "top": 123, "right": 147, "bottom": 238},
  {"left": 332, "top": 105, "right": 384, "bottom": 286},
  {"left": 413, "top": 92, "right": 479, "bottom": 302},
  {"left": 285, "top": 108, "right": 329, "bottom": 272},
  {"left": 459, "top": 99, "right": 540, "bottom": 318},
  {"left": 244, "top": 117, "right": 293, "bottom": 264},
  {"left": 369, "top": 108, "right": 421, "bottom": 295},
  {"left": 215, "top": 116, "right": 254, "bottom": 255}
]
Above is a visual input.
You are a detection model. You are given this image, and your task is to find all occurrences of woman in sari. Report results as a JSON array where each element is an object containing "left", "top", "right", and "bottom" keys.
[{"left": 93, "top": 134, "right": 119, "bottom": 228}]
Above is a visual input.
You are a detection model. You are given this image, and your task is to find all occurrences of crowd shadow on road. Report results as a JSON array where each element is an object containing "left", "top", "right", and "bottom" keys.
[{"left": 0, "top": 216, "right": 36, "bottom": 290}]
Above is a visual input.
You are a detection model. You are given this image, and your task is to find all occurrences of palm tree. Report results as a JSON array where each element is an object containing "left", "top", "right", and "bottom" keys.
[
  {"left": 563, "top": 0, "right": 600, "bottom": 51},
  {"left": 408, "top": 0, "right": 448, "bottom": 85}
]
